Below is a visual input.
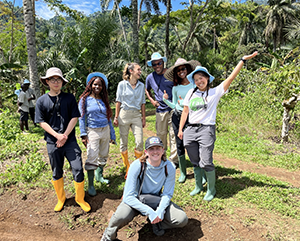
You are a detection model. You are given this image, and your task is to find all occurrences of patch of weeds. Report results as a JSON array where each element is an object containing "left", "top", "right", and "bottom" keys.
[
  {"left": 0, "top": 154, "right": 47, "bottom": 187},
  {"left": 59, "top": 213, "right": 75, "bottom": 230},
  {"left": 124, "top": 226, "right": 136, "bottom": 239}
]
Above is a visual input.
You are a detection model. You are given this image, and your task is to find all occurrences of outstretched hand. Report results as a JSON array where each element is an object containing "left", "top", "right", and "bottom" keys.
[{"left": 242, "top": 51, "right": 258, "bottom": 61}]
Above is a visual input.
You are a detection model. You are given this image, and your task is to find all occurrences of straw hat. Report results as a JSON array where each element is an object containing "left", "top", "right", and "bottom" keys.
[
  {"left": 164, "top": 58, "right": 200, "bottom": 81},
  {"left": 187, "top": 66, "right": 215, "bottom": 84},
  {"left": 40, "top": 67, "right": 68, "bottom": 86}
]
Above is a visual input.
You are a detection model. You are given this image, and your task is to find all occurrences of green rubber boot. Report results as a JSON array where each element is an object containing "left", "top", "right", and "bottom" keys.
[
  {"left": 178, "top": 155, "right": 187, "bottom": 183},
  {"left": 95, "top": 166, "right": 110, "bottom": 184},
  {"left": 202, "top": 173, "right": 207, "bottom": 185},
  {"left": 190, "top": 167, "right": 204, "bottom": 196},
  {"left": 87, "top": 170, "right": 96, "bottom": 196},
  {"left": 203, "top": 170, "right": 216, "bottom": 201}
]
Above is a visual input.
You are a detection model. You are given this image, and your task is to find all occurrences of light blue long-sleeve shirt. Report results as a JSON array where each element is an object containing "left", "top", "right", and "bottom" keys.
[
  {"left": 115, "top": 80, "right": 146, "bottom": 110},
  {"left": 78, "top": 96, "right": 116, "bottom": 140},
  {"left": 122, "top": 158, "right": 176, "bottom": 222},
  {"left": 163, "top": 82, "right": 195, "bottom": 111}
]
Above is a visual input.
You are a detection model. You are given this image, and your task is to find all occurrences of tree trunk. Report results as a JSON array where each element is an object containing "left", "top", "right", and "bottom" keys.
[
  {"left": 9, "top": 0, "right": 15, "bottom": 63},
  {"left": 132, "top": 0, "right": 139, "bottom": 63},
  {"left": 281, "top": 94, "right": 299, "bottom": 142},
  {"left": 23, "top": 0, "right": 40, "bottom": 98},
  {"left": 182, "top": 0, "right": 209, "bottom": 54},
  {"left": 164, "top": 0, "right": 171, "bottom": 68},
  {"left": 115, "top": 2, "right": 130, "bottom": 57}
]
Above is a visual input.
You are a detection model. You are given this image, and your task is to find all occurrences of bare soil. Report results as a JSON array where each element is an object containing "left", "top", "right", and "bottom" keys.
[{"left": 1, "top": 129, "right": 300, "bottom": 241}]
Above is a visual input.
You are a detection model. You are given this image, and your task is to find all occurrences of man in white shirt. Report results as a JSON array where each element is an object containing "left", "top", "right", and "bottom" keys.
[{"left": 18, "top": 84, "right": 30, "bottom": 133}]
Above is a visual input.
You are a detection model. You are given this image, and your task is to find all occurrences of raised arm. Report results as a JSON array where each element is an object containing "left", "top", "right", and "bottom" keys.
[{"left": 223, "top": 51, "right": 258, "bottom": 92}]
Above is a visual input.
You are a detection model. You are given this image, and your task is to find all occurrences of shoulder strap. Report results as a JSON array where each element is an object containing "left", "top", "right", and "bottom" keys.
[
  {"left": 138, "top": 161, "right": 146, "bottom": 197},
  {"left": 152, "top": 72, "right": 161, "bottom": 90}
]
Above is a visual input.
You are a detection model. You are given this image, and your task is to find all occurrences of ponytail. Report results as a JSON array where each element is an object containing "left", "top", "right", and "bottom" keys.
[{"left": 188, "top": 86, "right": 199, "bottom": 100}]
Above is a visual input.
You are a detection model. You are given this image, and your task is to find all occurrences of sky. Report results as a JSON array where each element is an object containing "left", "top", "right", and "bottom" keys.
[{"left": 14, "top": 0, "right": 187, "bottom": 20}]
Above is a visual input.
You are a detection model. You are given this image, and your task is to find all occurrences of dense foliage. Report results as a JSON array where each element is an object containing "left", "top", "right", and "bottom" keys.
[{"left": 0, "top": 0, "right": 299, "bottom": 138}]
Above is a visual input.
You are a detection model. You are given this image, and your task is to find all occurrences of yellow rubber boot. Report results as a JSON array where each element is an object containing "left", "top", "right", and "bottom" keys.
[
  {"left": 134, "top": 149, "right": 143, "bottom": 159},
  {"left": 52, "top": 177, "right": 66, "bottom": 212},
  {"left": 121, "top": 150, "right": 130, "bottom": 179},
  {"left": 74, "top": 181, "right": 91, "bottom": 212}
]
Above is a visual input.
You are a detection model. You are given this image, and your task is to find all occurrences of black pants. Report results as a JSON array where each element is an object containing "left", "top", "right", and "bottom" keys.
[
  {"left": 47, "top": 140, "right": 84, "bottom": 182},
  {"left": 172, "top": 110, "right": 188, "bottom": 157},
  {"left": 29, "top": 107, "right": 35, "bottom": 123}
]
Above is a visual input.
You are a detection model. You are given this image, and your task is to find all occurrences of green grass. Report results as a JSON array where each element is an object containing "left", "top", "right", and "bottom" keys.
[{"left": 215, "top": 132, "right": 300, "bottom": 171}]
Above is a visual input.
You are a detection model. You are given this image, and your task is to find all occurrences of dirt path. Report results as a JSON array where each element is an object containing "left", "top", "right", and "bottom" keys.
[{"left": 214, "top": 153, "right": 300, "bottom": 187}]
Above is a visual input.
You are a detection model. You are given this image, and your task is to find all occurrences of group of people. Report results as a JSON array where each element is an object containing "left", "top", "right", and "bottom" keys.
[{"left": 32, "top": 50, "right": 257, "bottom": 240}]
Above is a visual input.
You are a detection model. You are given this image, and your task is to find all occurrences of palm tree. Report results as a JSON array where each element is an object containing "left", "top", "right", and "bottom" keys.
[
  {"left": 285, "top": 19, "right": 300, "bottom": 42},
  {"left": 23, "top": 0, "right": 40, "bottom": 98},
  {"left": 164, "top": 0, "right": 171, "bottom": 64},
  {"left": 181, "top": 0, "right": 210, "bottom": 53},
  {"left": 264, "top": 0, "right": 299, "bottom": 52},
  {"left": 100, "top": 0, "right": 130, "bottom": 56}
]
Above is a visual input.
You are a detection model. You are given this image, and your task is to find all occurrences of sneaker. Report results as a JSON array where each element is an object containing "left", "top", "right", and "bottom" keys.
[
  {"left": 22, "top": 131, "right": 29, "bottom": 135},
  {"left": 152, "top": 223, "right": 165, "bottom": 236}
]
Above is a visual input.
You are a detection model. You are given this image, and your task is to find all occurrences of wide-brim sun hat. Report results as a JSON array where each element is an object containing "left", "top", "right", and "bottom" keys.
[
  {"left": 147, "top": 52, "right": 167, "bottom": 67},
  {"left": 23, "top": 79, "right": 30, "bottom": 85},
  {"left": 40, "top": 67, "right": 69, "bottom": 86},
  {"left": 187, "top": 66, "right": 215, "bottom": 84},
  {"left": 145, "top": 136, "right": 164, "bottom": 150},
  {"left": 164, "top": 58, "right": 201, "bottom": 81},
  {"left": 86, "top": 72, "right": 108, "bottom": 89}
]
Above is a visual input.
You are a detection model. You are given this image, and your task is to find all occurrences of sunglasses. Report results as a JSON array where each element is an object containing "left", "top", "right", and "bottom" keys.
[
  {"left": 152, "top": 62, "right": 163, "bottom": 67},
  {"left": 177, "top": 67, "right": 187, "bottom": 72}
]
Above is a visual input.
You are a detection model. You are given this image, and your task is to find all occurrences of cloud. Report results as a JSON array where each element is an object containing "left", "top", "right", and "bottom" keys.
[
  {"left": 35, "top": 0, "right": 101, "bottom": 20},
  {"left": 35, "top": 3, "right": 56, "bottom": 20},
  {"left": 63, "top": 0, "right": 100, "bottom": 15}
]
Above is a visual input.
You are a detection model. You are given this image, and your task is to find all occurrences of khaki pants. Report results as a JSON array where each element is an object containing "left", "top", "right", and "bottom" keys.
[
  {"left": 85, "top": 125, "right": 110, "bottom": 170},
  {"left": 118, "top": 109, "right": 143, "bottom": 152},
  {"left": 156, "top": 111, "right": 178, "bottom": 164}
]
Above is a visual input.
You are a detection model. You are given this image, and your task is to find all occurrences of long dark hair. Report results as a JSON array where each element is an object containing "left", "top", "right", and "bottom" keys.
[
  {"left": 79, "top": 77, "right": 112, "bottom": 120},
  {"left": 189, "top": 71, "right": 210, "bottom": 100},
  {"left": 173, "top": 64, "right": 193, "bottom": 86}
]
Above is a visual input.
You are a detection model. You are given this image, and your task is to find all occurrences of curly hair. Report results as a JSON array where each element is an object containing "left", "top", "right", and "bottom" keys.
[
  {"left": 79, "top": 76, "right": 112, "bottom": 120},
  {"left": 122, "top": 62, "right": 139, "bottom": 80},
  {"left": 173, "top": 64, "right": 193, "bottom": 86}
]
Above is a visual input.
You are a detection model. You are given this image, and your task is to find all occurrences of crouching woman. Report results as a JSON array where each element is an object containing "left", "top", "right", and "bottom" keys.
[{"left": 101, "top": 136, "right": 188, "bottom": 240}]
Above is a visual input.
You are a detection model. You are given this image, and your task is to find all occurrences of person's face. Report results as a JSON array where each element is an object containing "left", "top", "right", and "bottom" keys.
[
  {"left": 176, "top": 65, "right": 188, "bottom": 79},
  {"left": 151, "top": 59, "right": 164, "bottom": 75},
  {"left": 130, "top": 65, "right": 142, "bottom": 79},
  {"left": 194, "top": 72, "right": 209, "bottom": 91},
  {"left": 23, "top": 84, "right": 29, "bottom": 91},
  {"left": 46, "top": 75, "right": 63, "bottom": 92},
  {"left": 145, "top": 146, "right": 164, "bottom": 164},
  {"left": 92, "top": 78, "right": 103, "bottom": 96}
]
